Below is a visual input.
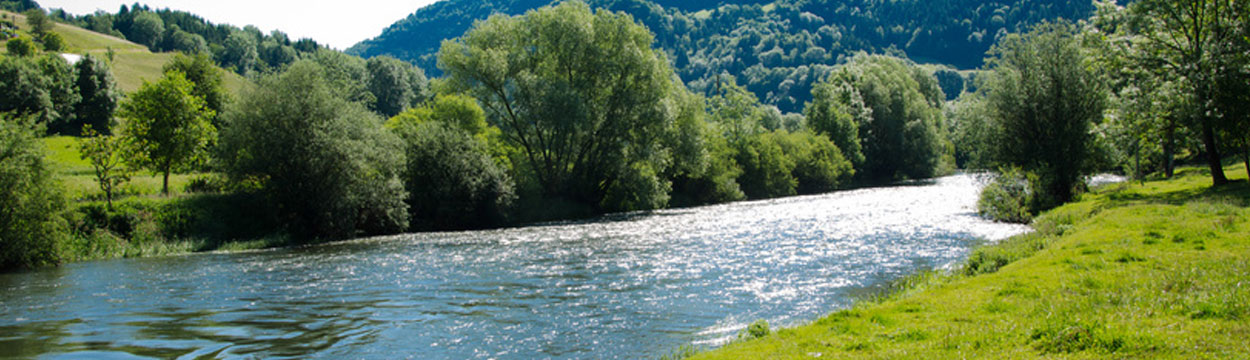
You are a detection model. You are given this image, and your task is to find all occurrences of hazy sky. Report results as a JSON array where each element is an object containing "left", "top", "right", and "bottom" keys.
[{"left": 39, "top": 0, "right": 442, "bottom": 50}]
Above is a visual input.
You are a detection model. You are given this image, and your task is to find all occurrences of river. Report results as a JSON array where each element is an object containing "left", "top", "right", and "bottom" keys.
[{"left": 0, "top": 174, "right": 1029, "bottom": 359}]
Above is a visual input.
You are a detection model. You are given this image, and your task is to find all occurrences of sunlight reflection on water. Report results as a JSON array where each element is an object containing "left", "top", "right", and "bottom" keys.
[{"left": 0, "top": 174, "right": 1029, "bottom": 359}]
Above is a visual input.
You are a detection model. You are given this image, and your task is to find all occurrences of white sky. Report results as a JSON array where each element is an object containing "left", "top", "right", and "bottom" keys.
[{"left": 39, "top": 0, "right": 441, "bottom": 50}]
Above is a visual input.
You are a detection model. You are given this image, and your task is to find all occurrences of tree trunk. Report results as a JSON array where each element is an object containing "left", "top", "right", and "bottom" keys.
[
  {"left": 1243, "top": 140, "right": 1249, "bottom": 181},
  {"left": 162, "top": 170, "right": 170, "bottom": 196},
  {"left": 1163, "top": 122, "right": 1176, "bottom": 178},
  {"left": 1200, "top": 117, "right": 1229, "bottom": 186}
]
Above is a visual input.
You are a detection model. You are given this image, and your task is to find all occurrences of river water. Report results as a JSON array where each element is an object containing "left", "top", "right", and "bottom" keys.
[{"left": 0, "top": 174, "right": 1029, "bottom": 359}]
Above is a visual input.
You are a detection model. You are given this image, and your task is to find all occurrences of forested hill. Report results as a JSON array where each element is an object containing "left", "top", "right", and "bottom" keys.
[{"left": 348, "top": 0, "right": 1093, "bottom": 113}]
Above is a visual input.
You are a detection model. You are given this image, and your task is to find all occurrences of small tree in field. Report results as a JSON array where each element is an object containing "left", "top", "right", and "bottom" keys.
[
  {"left": 118, "top": 71, "right": 215, "bottom": 195},
  {"left": 79, "top": 126, "right": 129, "bottom": 209}
]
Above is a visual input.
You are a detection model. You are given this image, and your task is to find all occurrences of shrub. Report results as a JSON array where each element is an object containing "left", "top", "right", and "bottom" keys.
[
  {"left": 977, "top": 167, "right": 1035, "bottom": 223},
  {"left": 0, "top": 117, "right": 68, "bottom": 269}
]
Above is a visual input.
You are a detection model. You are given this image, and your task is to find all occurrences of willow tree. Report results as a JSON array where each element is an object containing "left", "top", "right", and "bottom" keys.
[
  {"left": 984, "top": 22, "right": 1105, "bottom": 210},
  {"left": 438, "top": 1, "right": 681, "bottom": 212}
]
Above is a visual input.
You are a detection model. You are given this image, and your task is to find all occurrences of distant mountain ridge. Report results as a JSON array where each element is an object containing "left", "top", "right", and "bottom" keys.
[{"left": 349, "top": 0, "right": 1094, "bottom": 113}]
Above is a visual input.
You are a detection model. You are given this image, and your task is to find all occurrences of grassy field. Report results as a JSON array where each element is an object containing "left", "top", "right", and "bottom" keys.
[
  {"left": 1, "top": 10, "right": 250, "bottom": 94},
  {"left": 42, "top": 136, "right": 199, "bottom": 200},
  {"left": 691, "top": 164, "right": 1249, "bottom": 359}
]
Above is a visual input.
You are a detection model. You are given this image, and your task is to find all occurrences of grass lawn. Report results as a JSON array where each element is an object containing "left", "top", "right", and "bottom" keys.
[
  {"left": 41, "top": 136, "right": 200, "bottom": 200},
  {"left": 691, "top": 164, "right": 1250, "bottom": 359}
]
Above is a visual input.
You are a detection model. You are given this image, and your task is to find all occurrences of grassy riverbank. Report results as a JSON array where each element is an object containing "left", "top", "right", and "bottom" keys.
[
  {"left": 40, "top": 136, "right": 289, "bottom": 263},
  {"left": 692, "top": 164, "right": 1249, "bottom": 359}
]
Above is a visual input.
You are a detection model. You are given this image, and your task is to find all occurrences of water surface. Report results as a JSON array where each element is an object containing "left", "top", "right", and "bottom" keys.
[{"left": 0, "top": 174, "right": 1028, "bottom": 359}]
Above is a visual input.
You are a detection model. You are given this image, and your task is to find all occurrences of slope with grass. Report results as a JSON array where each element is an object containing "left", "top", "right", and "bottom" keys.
[
  {"left": 1, "top": 10, "right": 248, "bottom": 94},
  {"left": 691, "top": 164, "right": 1250, "bottom": 359}
]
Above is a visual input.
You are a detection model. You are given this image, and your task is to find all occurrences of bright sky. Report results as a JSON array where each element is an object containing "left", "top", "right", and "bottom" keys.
[{"left": 39, "top": 0, "right": 441, "bottom": 50}]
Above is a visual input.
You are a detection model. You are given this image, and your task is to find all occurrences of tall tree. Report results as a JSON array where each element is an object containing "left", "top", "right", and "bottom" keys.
[
  {"left": 128, "top": 11, "right": 164, "bottom": 49},
  {"left": 72, "top": 54, "right": 120, "bottom": 135},
  {"left": 1129, "top": 0, "right": 1249, "bottom": 185},
  {"left": 162, "top": 53, "right": 226, "bottom": 125},
  {"left": 366, "top": 56, "right": 417, "bottom": 117},
  {"left": 439, "top": 1, "right": 683, "bottom": 211},
  {"left": 23, "top": 8, "right": 52, "bottom": 36},
  {"left": 220, "top": 30, "right": 257, "bottom": 75},
  {"left": 118, "top": 71, "right": 216, "bottom": 195},
  {"left": 984, "top": 22, "right": 1105, "bottom": 210}
]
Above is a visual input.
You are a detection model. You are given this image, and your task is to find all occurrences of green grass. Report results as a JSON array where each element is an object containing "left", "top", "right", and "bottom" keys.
[
  {"left": 690, "top": 163, "right": 1250, "bottom": 359},
  {"left": 42, "top": 136, "right": 199, "bottom": 200},
  {"left": 2, "top": 10, "right": 250, "bottom": 94}
]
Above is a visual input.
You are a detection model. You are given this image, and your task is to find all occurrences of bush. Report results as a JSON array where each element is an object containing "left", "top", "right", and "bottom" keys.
[
  {"left": 218, "top": 60, "right": 408, "bottom": 241},
  {"left": 393, "top": 121, "right": 515, "bottom": 230},
  {"left": 0, "top": 117, "right": 67, "bottom": 269},
  {"left": 739, "top": 319, "right": 771, "bottom": 340},
  {"left": 963, "top": 232, "right": 1051, "bottom": 276},
  {"left": 977, "top": 168, "right": 1035, "bottom": 223}
]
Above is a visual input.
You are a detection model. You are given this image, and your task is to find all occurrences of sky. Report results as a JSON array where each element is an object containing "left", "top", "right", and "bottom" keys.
[{"left": 39, "top": 0, "right": 442, "bottom": 50}]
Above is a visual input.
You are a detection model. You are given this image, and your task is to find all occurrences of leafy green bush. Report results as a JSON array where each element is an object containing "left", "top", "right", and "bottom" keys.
[
  {"left": 739, "top": 319, "right": 771, "bottom": 340},
  {"left": 393, "top": 121, "right": 515, "bottom": 230},
  {"left": 0, "top": 118, "right": 68, "bottom": 270},
  {"left": 963, "top": 232, "right": 1051, "bottom": 276},
  {"left": 977, "top": 168, "right": 1035, "bottom": 223}
]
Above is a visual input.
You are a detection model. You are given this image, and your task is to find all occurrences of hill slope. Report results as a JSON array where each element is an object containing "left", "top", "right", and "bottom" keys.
[
  {"left": 2, "top": 10, "right": 248, "bottom": 94},
  {"left": 349, "top": 0, "right": 1094, "bottom": 113}
]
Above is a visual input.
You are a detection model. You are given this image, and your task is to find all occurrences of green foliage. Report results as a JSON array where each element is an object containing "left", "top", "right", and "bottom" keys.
[
  {"left": 439, "top": 1, "right": 684, "bottom": 212},
  {"left": 734, "top": 132, "right": 797, "bottom": 199},
  {"left": 0, "top": 116, "right": 67, "bottom": 270},
  {"left": 805, "top": 78, "right": 864, "bottom": 167},
  {"left": 820, "top": 54, "right": 945, "bottom": 182},
  {"left": 162, "top": 53, "right": 226, "bottom": 123},
  {"left": 352, "top": 0, "right": 1094, "bottom": 113},
  {"left": 218, "top": 60, "right": 408, "bottom": 241},
  {"left": 984, "top": 22, "right": 1104, "bottom": 210},
  {"left": 778, "top": 130, "right": 854, "bottom": 194},
  {"left": 33, "top": 54, "right": 78, "bottom": 131},
  {"left": 70, "top": 54, "right": 119, "bottom": 135},
  {"left": 0, "top": 54, "right": 79, "bottom": 127},
  {"left": 945, "top": 93, "right": 994, "bottom": 170},
  {"left": 220, "top": 29, "right": 257, "bottom": 75},
  {"left": 740, "top": 319, "right": 770, "bottom": 340},
  {"left": 22, "top": 8, "right": 50, "bottom": 36},
  {"left": 128, "top": 11, "right": 164, "bottom": 49},
  {"left": 117, "top": 70, "right": 216, "bottom": 195},
  {"left": 39, "top": 31, "right": 63, "bottom": 51},
  {"left": 5, "top": 34, "right": 35, "bottom": 56},
  {"left": 366, "top": 55, "right": 424, "bottom": 117},
  {"left": 976, "top": 168, "right": 1034, "bottom": 223},
  {"left": 389, "top": 102, "right": 515, "bottom": 230},
  {"left": 78, "top": 126, "right": 130, "bottom": 210}
]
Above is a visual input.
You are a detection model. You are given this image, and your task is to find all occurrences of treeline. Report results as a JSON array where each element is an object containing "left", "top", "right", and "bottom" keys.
[
  {"left": 33, "top": 2, "right": 325, "bottom": 75},
  {"left": 350, "top": 0, "right": 1093, "bottom": 113},
  {"left": 960, "top": 0, "right": 1249, "bottom": 223}
]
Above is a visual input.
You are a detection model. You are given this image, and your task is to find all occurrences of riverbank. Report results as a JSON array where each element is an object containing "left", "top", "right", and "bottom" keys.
[{"left": 691, "top": 163, "right": 1249, "bottom": 359}]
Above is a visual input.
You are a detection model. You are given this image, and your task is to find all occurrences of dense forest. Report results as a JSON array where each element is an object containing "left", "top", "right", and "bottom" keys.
[
  {"left": 2, "top": 0, "right": 1248, "bottom": 271},
  {"left": 349, "top": 0, "right": 1095, "bottom": 112}
]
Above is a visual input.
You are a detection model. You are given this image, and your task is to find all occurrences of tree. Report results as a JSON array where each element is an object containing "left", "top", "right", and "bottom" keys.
[
  {"left": 6, "top": 35, "right": 36, "bottom": 56},
  {"left": 0, "top": 115, "right": 66, "bottom": 270},
  {"left": 984, "top": 22, "right": 1105, "bottom": 210},
  {"left": 40, "top": 32, "right": 63, "bottom": 51},
  {"left": 805, "top": 77, "right": 865, "bottom": 167},
  {"left": 1129, "top": 0, "right": 1248, "bottom": 186},
  {"left": 72, "top": 54, "right": 120, "bottom": 135},
  {"left": 0, "top": 55, "right": 51, "bottom": 121},
  {"left": 118, "top": 70, "right": 216, "bottom": 195},
  {"left": 34, "top": 54, "right": 78, "bottom": 132},
  {"left": 220, "top": 30, "right": 257, "bottom": 75},
  {"left": 439, "top": 1, "right": 684, "bottom": 211},
  {"left": 163, "top": 53, "right": 226, "bottom": 124},
  {"left": 23, "top": 8, "right": 51, "bottom": 36},
  {"left": 129, "top": 11, "right": 164, "bottom": 49},
  {"left": 391, "top": 120, "right": 515, "bottom": 230},
  {"left": 366, "top": 56, "right": 417, "bottom": 117},
  {"left": 79, "top": 126, "right": 129, "bottom": 210},
  {"left": 217, "top": 60, "right": 407, "bottom": 241},
  {"left": 820, "top": 54, "right": 945, "bottom": 182}
]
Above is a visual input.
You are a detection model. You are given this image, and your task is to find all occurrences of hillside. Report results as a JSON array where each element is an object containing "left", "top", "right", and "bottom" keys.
[
  {"left": 1, "top": 9, "right": 249, "bottom": 94},
  {"left": 349, "top": 0, "right": 1094, "bottom": 113}
]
